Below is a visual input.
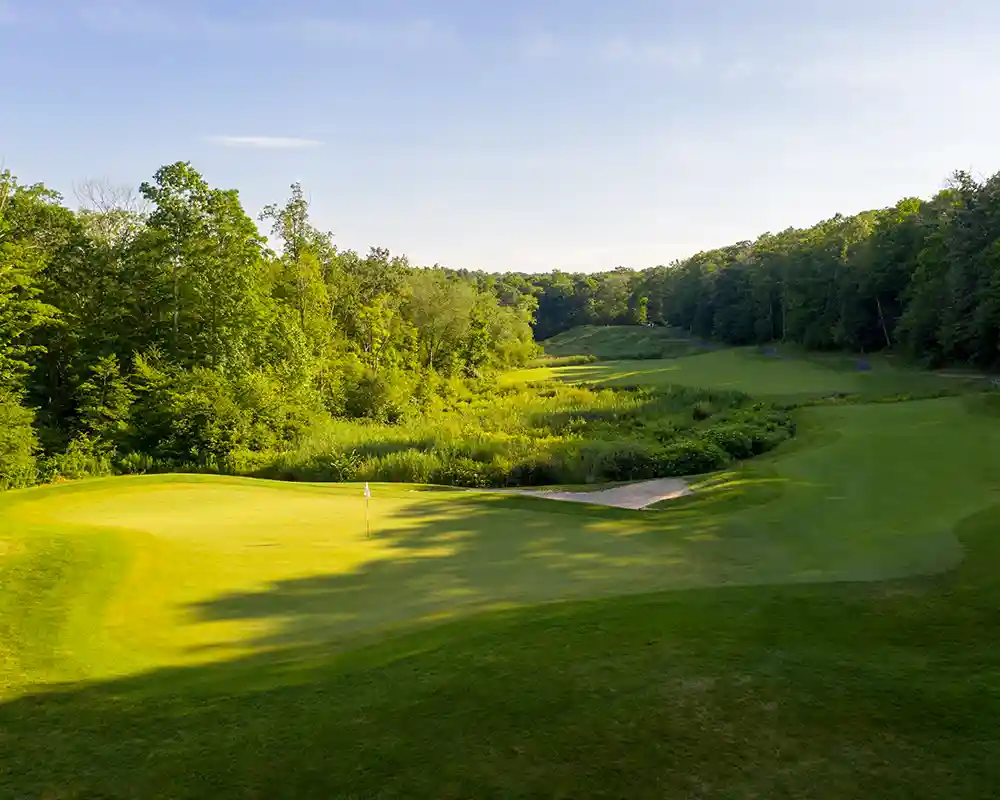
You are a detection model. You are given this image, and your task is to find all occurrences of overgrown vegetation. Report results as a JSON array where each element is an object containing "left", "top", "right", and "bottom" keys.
[{"left": 261, "top": 383, "right": 793, "bottom": 487}]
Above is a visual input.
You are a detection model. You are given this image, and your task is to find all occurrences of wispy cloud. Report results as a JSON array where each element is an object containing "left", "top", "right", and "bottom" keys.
[{"left": 206, "top": 136, "right": 323, "bottom": 150}]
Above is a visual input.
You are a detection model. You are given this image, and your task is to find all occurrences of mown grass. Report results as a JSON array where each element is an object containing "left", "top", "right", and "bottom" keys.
[
  {"left": 3, "top": 394, "right": 1000, "bottom": 796},
  {"left": 540, "top": 324, "right": 711, "bottom": 360},
  {"left": 511, "top": 345, "right": 984, "bottom": 401}
]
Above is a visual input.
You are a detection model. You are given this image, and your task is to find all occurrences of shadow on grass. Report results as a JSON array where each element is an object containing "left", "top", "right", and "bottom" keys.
[
  {"left": 2, "top": 502, "right": 1000, "bottom": 798},
  {"left": 180, "top": 489, "right": 766, "bottom": 652}
]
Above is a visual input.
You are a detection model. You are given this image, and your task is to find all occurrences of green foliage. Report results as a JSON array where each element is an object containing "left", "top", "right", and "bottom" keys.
[
  {"left": 515, "top": 170, "right": 1000, "bottom": 370},
  {"left": 343, "top": 368, "right": 410, "bottom": 423},
  {"left": 0, "top": 171, "right": 62, "bottom": 389},
  {"left": 656, "top": 438, "right": 730, "bottom": 475},
  {"left": 126, "top": 357, "right": 318, "bottom": 470},
  {"left": 39, "top": 435, "right": 114, "bottom": 482},
  {"left": 0, "top": 164, "right": 545, "bottom": 490},
  {"left": 0, "top": 390, "right": 38, "bottom": 489},
  {"left": 7, "top": 156, "right": 993, "bottom": 493},
  {"left": 266, "top": 381, "right": 791, "bottom": 487},
  {"left": 75, "top": 354, "right": 134, "bottom": 447}
]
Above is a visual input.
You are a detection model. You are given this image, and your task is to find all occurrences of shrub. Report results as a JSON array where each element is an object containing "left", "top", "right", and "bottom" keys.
[
  {"left": 39, "top": 434, "right": 114, "bottom": 481},
  {"left": 0, "top": 390, "right": 38, "bottom": 489},
  {"left": 191, "top": 378, "right": 795, "bottom": 489},
  {"left": 300, "top": 449, "right": 362, "bottom": 482},
  {"left": 700, "top": 423, "right": 758, "bottom": 460},
  {"left": 127, "top": 360, "right": 319, "bottom": 468},
  {"left": 343, "top": 369, "right": 410, "bottom": 423},
  {"left": 359, "top": 450, "right": 442, "bottom": 484},
  {"left": 587, "top": 442, "right": 661, "bottom": 482},
  {"left": 507, "top": 457, "right": 563, "bottom": 487},
  {"left": 655, "top": 439, "right": 730, "bottom": 476},
  {"left": 431, "top": 457, "right": 506, "bottom": 488},
  {"left": 692, "top": 400, "right": 715, "bottom": 421}
]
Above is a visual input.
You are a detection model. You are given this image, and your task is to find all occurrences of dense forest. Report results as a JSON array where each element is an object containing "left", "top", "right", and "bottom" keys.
[
  {"left": 507, "top": 169, "right": 1000, "bottom": 367},
  {"left": 4, "top": 161, "right": 997, "bottom": 490},
  {"left": 0, "top": 163, "right": 539, "bottom": 488}
]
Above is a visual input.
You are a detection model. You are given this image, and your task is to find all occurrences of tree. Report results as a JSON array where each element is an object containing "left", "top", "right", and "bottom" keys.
[{"left": 139, "top": 162, "right": 271, "bottom": 371}]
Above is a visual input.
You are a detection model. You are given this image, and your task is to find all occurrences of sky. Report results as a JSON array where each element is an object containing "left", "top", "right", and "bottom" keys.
[{"left": 2, "top": 0, "right": 1000, "bottom": 273}]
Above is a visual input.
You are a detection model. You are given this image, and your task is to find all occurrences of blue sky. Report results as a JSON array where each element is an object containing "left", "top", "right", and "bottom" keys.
[{"left": 3, "top": 0, "right": 1000, "bottom": 272}]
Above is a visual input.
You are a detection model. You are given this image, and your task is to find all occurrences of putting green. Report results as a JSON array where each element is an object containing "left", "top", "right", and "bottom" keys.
[{"left": 3, "top": 395, "right": 1000, "bottom": 700}]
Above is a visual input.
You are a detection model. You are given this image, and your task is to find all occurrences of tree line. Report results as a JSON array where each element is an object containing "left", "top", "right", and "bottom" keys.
[
  {"left": 5, "top": 161, "right": 999, "bottom": 489},
  {"left": 1, "top": 162, "right": 536, "bottom": 488},
  {"left": 511, "top": 169, "right": 1000, "bottom": 368}
]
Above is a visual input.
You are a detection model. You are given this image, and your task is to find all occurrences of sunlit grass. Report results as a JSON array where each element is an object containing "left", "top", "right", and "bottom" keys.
[
  {"left": 540, "top": 324, "right": 708, "bottom": 360},
  {"left": 509, "top": 346, "right": 983, "bottom": 400},
  {"left": 4, "top": 395, "right": 999, "bottom": 695},
  {"left": 4, "top": 394, "right": 1000, "bottom": 795}
]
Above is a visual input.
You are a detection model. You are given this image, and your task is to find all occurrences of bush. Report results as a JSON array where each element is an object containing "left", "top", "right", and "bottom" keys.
[
  {"left": 431, "top": 457, "right": 506, "bottom": 488},
  {"left": 116, "top": 451, "right": 158, "bottom": 475},
  {"left": 359, "top": 450, "right": 442, "bottom": 484},
  {"left": 655, "top": 439, "right": 730, "bottom": 476},
  {"left": 127, "top": 360, "right": 319, "bottom": 468},
  {"left": 507, "top": 457, "right": 563, "bottom": 487},
  {"left": 343, "top": 368, "right": 411, "bottom": 423},
  {"left": 692, "top": 400, "right": 714, "bottom": 421},
  {"left": 584, "top": 442, "right": 661, "bottom": 482},
  {"left": 0, "top": 390, "right": 38, "bottom": 489},
  {"left": 700, "top": 423, "right": 758, "bottom": 460},
  {"left": 39, "top": 435, "right": 114, "bottom": 481}
]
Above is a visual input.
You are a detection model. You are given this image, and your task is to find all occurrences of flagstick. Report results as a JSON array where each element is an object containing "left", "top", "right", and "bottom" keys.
[{"left": 364, "top": 481, "right": 371, "bottom": 538}]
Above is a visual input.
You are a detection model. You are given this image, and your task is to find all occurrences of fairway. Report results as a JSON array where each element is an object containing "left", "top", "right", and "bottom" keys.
[
  {"left": 510, "top": 345, "right": 980, "bottom": 399},
  {"left": 540, "top": 324, "right": 708, "bottom": 360}
]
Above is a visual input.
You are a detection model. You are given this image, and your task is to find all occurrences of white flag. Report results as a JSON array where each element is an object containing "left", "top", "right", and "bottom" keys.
[{"left": 364, "top": 482, "right": 371, "bottom": 498}]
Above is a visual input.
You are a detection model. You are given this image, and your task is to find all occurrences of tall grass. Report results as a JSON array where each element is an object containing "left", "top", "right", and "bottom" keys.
[{"left": 260, "top": 381, "right": 794, "bottom": 487}]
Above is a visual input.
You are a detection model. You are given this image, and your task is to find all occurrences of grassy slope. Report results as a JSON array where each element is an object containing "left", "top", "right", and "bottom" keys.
[
  {"left": 511, "top": 345, "right": 980, "bottom": 400},
  {"left": 541, "top": 324, "right": 708, "bottom": 360},
  {"left": 3, "top": 388, "right": 1000, "bottom": 795}
]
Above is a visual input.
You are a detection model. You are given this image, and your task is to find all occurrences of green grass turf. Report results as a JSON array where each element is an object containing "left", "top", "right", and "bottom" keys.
[
  {"left": 3, "top": 395, "right": 1000, "bottom": 795},
  {"left": 510, "top": 345, "right": 982, "bottom": 400},
  {"left": 541, "top": 324, "right": 708, "bottom": 360}
]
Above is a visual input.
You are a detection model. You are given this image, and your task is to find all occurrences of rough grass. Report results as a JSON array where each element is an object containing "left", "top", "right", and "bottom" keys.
[
  {"left": 541, "top": 324, "right": 710, "bottom": 360},
  {"left": 3, "top": 394, "right": 1000, "bottom": 795},
  {"left": 261, "top": 381, "right": 790, "bottom": 486},
  {"left": 510, "top": 346, "right": 984, "bottom": 401}
]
